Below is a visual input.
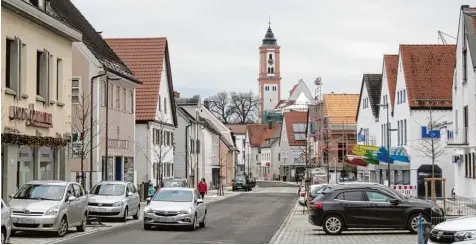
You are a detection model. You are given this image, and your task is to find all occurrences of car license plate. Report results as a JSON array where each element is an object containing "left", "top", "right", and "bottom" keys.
[
  {"left": 159, "top": 217, "right": 173, "bottom": 223},
  {"left": 17, "top": 218, "right": 35, "bottom": 224},
  {"left": 90, "top": 207, "right": 105, "bottom": 212}
]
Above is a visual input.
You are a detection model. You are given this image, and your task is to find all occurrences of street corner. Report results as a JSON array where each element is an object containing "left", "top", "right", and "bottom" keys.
[{"left": 272, "top": 202, "right": 417, "bottom": 244}]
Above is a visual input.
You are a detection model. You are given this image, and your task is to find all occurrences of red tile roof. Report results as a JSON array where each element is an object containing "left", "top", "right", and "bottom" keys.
[
  {"left": 383, "top": 55, "right": 399, "bottom": 112},
  {"left": 473, "top": 16, "right": 476, "bottom": 31},
  {"left": 247, "top": 124, "right": 281, "bottom": 147},
  {"left": 400, "top": 45, "right": 456, "bottom": 109},
  {"left": 227, "top": 124, "right": 247, "bottom": 135},
  {"left": 283, "top": 112, "right": 307, "bottom": 146},
  {"left": 105, "top": 38, "right": 171, "bottom": 121}
]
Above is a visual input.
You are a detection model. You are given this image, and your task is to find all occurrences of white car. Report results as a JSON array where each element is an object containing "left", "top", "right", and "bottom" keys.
[
  {"left": 1, "top": 199, "right": 12, "bottom": 244},
  {"left": 428, "top": 215, "right": 476, "bottom": 244},
  {"left": 298, "top": 184, "right": 326, "bottom": 205}
]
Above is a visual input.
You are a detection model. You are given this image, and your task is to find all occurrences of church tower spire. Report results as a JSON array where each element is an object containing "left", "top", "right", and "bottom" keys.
[{"left": 258, "top": 19, "right": 281, "bottom": 123}]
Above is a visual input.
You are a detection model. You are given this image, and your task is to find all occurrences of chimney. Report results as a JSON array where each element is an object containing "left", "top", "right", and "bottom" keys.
[
  {"left": 173, "top": 91, "right": 180, "bottom": 98},
  {"left": 203, "top": 100, "right": 210, "bottom": 110},
  {"left": 268, "top": 120, "right": 273, "bottom": 129}
]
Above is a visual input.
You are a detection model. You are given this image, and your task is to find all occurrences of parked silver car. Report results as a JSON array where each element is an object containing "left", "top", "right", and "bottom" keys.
[
  {"left": 8, "top": 181, "right": 88, "bottom": 237},
  {"left": 87, "top": 181, "right": 140, "bottom": 222},
  {"left": 1, "top": 199, "right": 12, "bottom": 244},
  {"left": 143, "top": 187, "right": 207, "bottom": 231}
]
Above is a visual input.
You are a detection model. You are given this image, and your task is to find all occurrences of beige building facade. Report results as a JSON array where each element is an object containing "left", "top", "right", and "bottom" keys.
[{"left": 1, "top": 0, "right": 82, "bottom": 199}]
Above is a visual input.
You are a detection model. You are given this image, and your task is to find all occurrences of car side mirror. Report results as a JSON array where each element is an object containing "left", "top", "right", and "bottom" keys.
[
  {"left": 127, "top": 192, "right": 133, "bottom": 197},
  {"left": 196, "top": 199, "right": 203, "bottom": 204},
  {"left": 146, "top": 197, "right": 152, "bottom": 203},
  {"left": 68, "top": 196, "right": 76, "bottom": 202},
  {"left": 8, "top": 193, "right": 14, "bottom": 199},
  {"left": 390, "top": 199, "right": 400, "bottom": 205}
]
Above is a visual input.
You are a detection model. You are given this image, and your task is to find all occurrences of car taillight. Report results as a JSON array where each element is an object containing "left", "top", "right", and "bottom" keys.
[
  {"left": 314, "top": 202, "right": 323, "bottom": 209},
  {"left": 300, "top": 192, "right": 305, "bottom": 197}
]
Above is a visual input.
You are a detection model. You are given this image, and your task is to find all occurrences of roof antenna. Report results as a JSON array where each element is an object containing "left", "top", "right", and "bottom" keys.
[{"left": 268, "top": 14, "right": 271, "bottom": 28}]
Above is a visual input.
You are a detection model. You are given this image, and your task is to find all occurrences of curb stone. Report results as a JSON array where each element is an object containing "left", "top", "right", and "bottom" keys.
[{"left": 269, "top": 197, "right": 298, "bottom": 244}]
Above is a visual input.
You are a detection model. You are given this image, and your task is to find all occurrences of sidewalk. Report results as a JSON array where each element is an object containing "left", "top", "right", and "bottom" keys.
[
  {"left": 10, "top": 190, "right": 240, "bottom": 244},
  {"left": 271, "top": 202, "right": 416, "bottom": 244}
]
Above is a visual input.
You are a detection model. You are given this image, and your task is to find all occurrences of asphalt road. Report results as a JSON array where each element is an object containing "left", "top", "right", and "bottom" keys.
[{"left": 60, "top": 193, "right": 296, "bottom": 244}]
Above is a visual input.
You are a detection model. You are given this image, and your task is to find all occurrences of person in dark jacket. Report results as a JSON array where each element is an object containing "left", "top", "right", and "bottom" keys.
[{"left": 197, "top": 178, "right": 207, "bottom": 199}]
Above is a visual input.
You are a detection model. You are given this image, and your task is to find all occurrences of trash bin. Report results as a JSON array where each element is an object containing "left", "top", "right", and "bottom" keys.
[{"left": 283, "top": 176, "right": 287, "bottom": 182}]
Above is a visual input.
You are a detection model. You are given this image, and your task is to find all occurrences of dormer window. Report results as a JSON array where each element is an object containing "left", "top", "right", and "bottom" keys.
[{"left": 29, "top": 0, "right": 46, "bottom": 10}]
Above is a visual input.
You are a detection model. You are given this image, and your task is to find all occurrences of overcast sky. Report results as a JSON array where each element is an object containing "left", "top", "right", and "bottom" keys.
[{"left": 72, "top": 0, "right": 467, "bottom": 99}]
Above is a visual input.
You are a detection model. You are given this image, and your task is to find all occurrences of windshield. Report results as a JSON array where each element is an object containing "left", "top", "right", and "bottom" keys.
[
  {"left": 311, "top": 185, "right": 326, "bottom": 196},
  {"left": 163, "top": 180, "right": 184, "bottom": 188},
  {"left": 379, "top": 185, "right": 409, "bottom": 200},
  {"left": 14, "top": 184, "right": 65, "bottom": 201},
  {"left": 90, "top": 184, "right": 125, "bottom": 196},
  {"left": 153, "top": 190, "right": 193, "bottom": 202},
  {"left": 235, "top": 177, "right": 246, "bottom": 183}
]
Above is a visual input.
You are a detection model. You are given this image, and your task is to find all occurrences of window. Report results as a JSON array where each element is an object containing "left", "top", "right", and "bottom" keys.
[
  {"left": 116, "top": 85, "right": 120, "bottom": 110},
  {"left": 463, "top": 49, "right": 467, "bottom": 82},
  {"left": 267, "top": 67, "right": 271, "bottom": 73},
  {"left": 130, "top": 90, "right": 134, "bottom": 113},
  {"left": 278, "top": 153, "right": 281, "bottom": 161},
  {"left": 339, "top": 191, "right": 364, "bottom": 201},
  {"left": 56, "top": 58, "right": 62, "bottom": 101},
  {"left": 153, "top": 129, "right": 157, "bottom": 145},
  {"left": 269, "top": 54, "right": 273, "bottom": 59},
  {"left": 158, "top": 95, "right": 161, "bottom": 112},
  {"left": 272, "top": 86, "right": 277, "bottom": 91},
  {"left": 366, "top": 191, "right": 392, "bottom": 202},
  {"left": 271, "top": 67, "right": 274, "bottom": 73},
  {"left": 36, "top": 50, "right": 46, "bottom": 97},
  {"left": 397, "top": 91, "right": 400, "bottom": 104},
  {"left": 109, "top": 84, "right": 113, "bottom": 108},
  {"left": 5, "top": 39, "right": 13, "bottom": 90},
  {"left": 294, "top": 133, "right": 306, "bottom": 140},
  {"left": 338, "top": 143, "right": 346, "bottom": 162},
  {"left": 123, "top": 88, "right": 126, "bottom": 111},
  {"left": 101, "top": 81, "right": 106, "bottom": 106},
  {"left": 73, "top": 184, "right": 84, "bottom": 197},
  {"left": 256, "top": 155, "right": 258, "bottom": 161},
  {"left": 71, "top": 77, "right": 81, "bottom": 104},
  {"left": 196, "top": 139, "right": 201, "bottom": 153},
  {"left": 5, "top": 37, "right": 24, "bottom": 96},
  {"left": 164, "top": 97, "right": 167, "bottom": 114},
  {"left": 265, "top": 86, "right": 269, "bottom": 91},
  {"left": 293, "top": 123, "right": 306, "bottom": 132},
  {"left": 402, "top": 89, "right": 406, "bottom": 103},
  {"left": 190, "top": 139, "right": 195, "bottom": 153}
]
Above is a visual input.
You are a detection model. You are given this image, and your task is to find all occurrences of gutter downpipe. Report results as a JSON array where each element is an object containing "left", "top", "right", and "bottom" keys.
[
  {"left": 185, "top": 123, "right": 192, "bottom": 186},
  {"left": 90, "top": 69, "right": 106, "bottom": 190}
]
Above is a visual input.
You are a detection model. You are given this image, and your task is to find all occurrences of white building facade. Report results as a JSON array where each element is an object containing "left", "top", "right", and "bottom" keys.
[{"left": 447, "top": 6, "right": 476, "bottom": 199}]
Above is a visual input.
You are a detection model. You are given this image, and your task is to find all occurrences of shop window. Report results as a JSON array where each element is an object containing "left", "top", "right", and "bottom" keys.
[
  {"left": 39, "top": 147, "right": 55, "bottom": 180},
  {"left": 18, "top": 146, "right": 34, "bottom": 188}
]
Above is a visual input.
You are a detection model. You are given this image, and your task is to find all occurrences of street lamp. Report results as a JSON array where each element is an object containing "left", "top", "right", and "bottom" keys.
[
  {"left": 104, "top": 76, "right": 122, "bottom": 180},
  {"left": 377, "top": 103, "right": 397, "bottom": 187}
]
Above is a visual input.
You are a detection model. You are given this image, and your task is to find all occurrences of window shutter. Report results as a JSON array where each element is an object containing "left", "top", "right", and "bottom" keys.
[
  {"left": 48, "top": 50, "right": 54, "bottom": 103},
  {"left": 11, "top": 37, "right": 21, "bottom": 99},
  {"left": 153, "top": 129, "right": 156, "bottom": 145},
  {"left": 196, "top": 139, "right": 200, "bottom": 154},
  {"left": 191, "top": 139, "right": 195, "bottom": 154}
]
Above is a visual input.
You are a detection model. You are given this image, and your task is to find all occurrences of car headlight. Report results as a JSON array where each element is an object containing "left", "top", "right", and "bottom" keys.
[
  {"left": 454, "top": 230, "right": 476, "bottom": 242},
  {"left": 113, "top": 201, "right": 124, "bottom": 207},
  {"left": 431, "top": 207, "right": 443, "bottom": 215},
  {"left": 179, "top": 208, "right": 193, "bottom": 214},
  {"left": 144, "top": 206, "right": 154, "bottom": 213},
  {"left": 45, "top": 206, "right": 60, "bottom": 216}
]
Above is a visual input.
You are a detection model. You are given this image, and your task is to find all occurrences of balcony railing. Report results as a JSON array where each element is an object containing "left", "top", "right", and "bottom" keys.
[{"left": 447, "top": 128, "right": 468, "bottom": 145}]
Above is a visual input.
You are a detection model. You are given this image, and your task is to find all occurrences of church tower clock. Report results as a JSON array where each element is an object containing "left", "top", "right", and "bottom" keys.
[{"left": 258, "top": 21, "right": 281, "bottom": 123}]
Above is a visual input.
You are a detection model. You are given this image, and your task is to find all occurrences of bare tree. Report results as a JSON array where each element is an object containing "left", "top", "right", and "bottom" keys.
[
  {"left": 412, "top": 108, "right": 447, "bottom": 201},
  {"left": 229, "top": 91, "right": 259, "bottom": 124},
  {"left": 206, "top": 92, "right": 234, "bottom": 124},
  {"left": 71, "top": 92, "right": 107, "bottom": 188}
]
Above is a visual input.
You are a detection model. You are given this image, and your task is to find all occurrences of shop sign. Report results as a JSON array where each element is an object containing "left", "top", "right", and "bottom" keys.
[
  {"left": 9, "top": 106, "right": 53, "bottom": 128},
  {"left": 108, "top": 139, "right": 129, "bottom": 149}
]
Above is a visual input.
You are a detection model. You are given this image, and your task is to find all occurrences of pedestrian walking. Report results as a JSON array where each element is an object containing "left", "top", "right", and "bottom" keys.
[
  {"left": 147, "top": 180, "right": 155, "bottom": 197},
  {"left": 198, "top": 178, "right": 207, "bottom": 199}
]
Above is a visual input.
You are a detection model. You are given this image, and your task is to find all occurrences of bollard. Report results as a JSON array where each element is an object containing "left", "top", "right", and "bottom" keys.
[{"left": 417, "top": 215, "right": 432, "bottom": 244}]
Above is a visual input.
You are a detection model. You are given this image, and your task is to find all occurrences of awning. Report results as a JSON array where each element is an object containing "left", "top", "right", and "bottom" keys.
[{"left": 344, "top": 155, "right": 369, "bottom": 167}]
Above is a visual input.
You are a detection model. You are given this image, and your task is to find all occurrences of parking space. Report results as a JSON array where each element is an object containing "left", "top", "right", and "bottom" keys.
[{"left": 272, "top": 202, "right": 417, "bottom": 244}]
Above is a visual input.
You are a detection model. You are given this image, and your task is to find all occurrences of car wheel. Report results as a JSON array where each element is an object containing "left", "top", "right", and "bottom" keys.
[
  {"left": 121, "top": 207, "right": 128, "bottom": 222},
  {"left": 199, "top": 212, "right": 207, "bottom": 228},
  {"left": 189, "top": 214, "right": 197, "bottom": 231},
  {"left": 143, "top": 224, "right": 152, "bottom": 230},
  {"left": 408, "top": 213, "right": 428, "bottom": 234},
  {"left": 133, "top": 205, "right": 140, "bottom": 220},
  {"left": 1, "top": 228, "right": 6, "bottom": 244},
  {"left": 322, "top": 215, "right": 344, "bottom": 235},
  {"left": 76, "top": 212, "right": 87, "bottom": 232},
  {"left": 56, "top": 216, "right": 68, "bottom": 237}
]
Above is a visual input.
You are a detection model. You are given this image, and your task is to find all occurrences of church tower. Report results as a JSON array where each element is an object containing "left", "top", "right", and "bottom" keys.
[{"left": 258, "top": 21, "right": 281, "bottom": 123}]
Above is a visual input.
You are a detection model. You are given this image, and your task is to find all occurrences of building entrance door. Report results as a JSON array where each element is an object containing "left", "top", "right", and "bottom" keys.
[{"left": 115, "top": 156, "right": 123, "bottom": 181}]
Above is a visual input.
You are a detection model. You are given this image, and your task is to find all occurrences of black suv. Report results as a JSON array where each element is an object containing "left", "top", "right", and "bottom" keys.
[
  {"left": 232, "top": 176, "right": 251, "bottom": 191},
  {"left": 308, "top": 183, "right": 444, "bottom": 235}
]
